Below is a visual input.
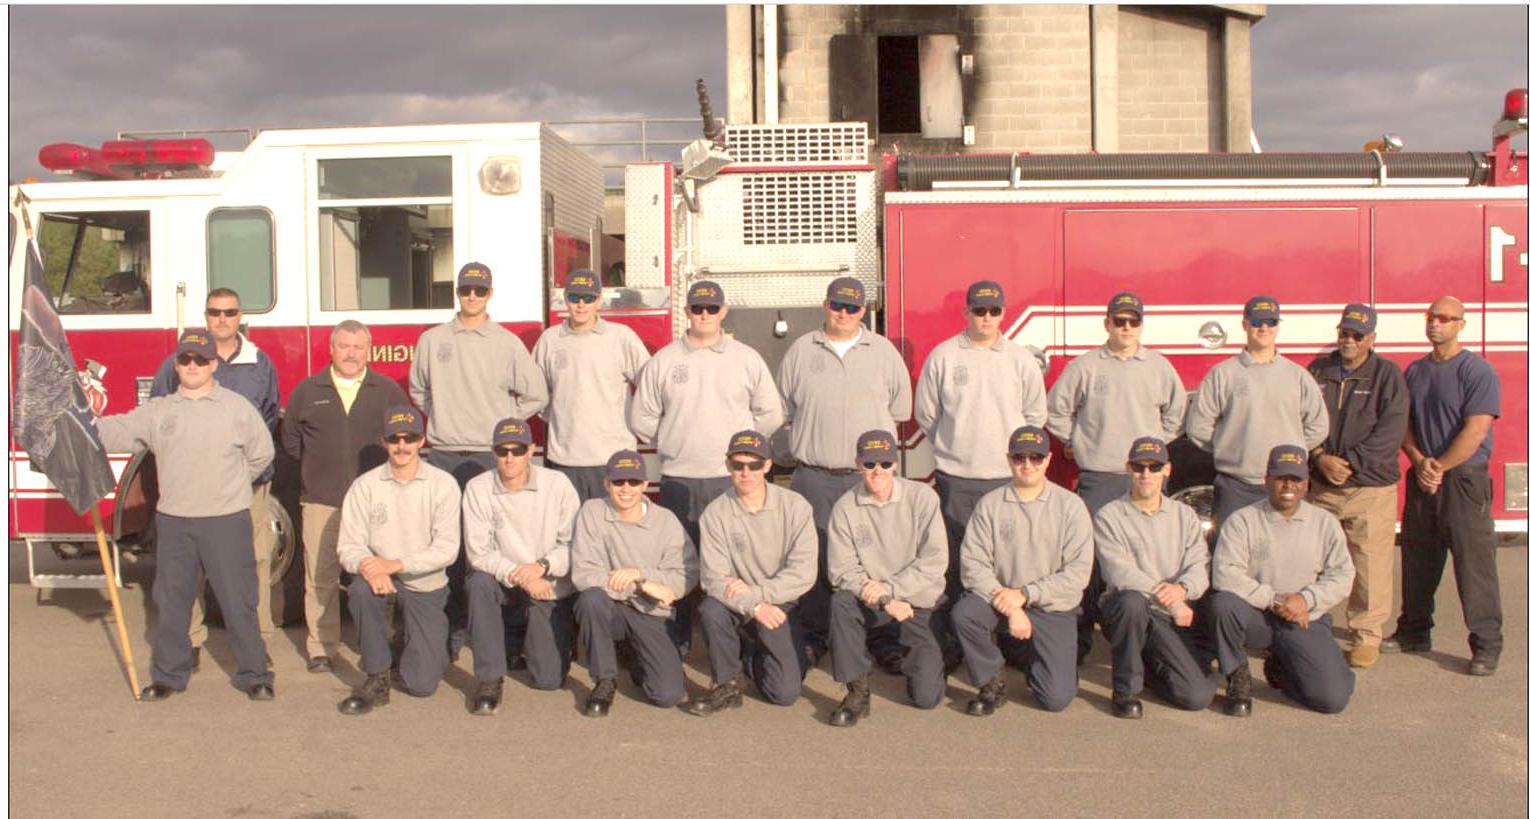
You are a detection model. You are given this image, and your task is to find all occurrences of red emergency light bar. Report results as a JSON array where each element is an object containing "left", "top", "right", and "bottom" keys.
[
  {"left": 1505, "top": 88, "right": 1528, "bottom": 122},
  {"left": 38, "top": 138, "right": 215, "bottom": 178}
]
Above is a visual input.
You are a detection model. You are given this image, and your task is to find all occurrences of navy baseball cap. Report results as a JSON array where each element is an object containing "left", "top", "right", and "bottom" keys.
[
  {"left": 605, "top": 450, "right": 648, "bottom": 482},
  {"left": 1108, "top": 292, "right": 1144, "bottom": 319},
  {"left": 1244, "top": 296, "right": 1280, "bottom": 322},
  {"left": 491, "top": 417, "right": 533, "bottom": 448},
  {"left": 966, "top": 280, "right": 1005, "bottom": 309},
  {"left": 726, "top": 430, "right": 770, "bottom": 460},
  {"left": 566, "top": 269, "right": 602, "bottom": 297},
  {"left": 686, "top": 280, "right": 725, "bottom": 307},
  {"left": 1008, "top": 425, "right": 1050, "bottom": 457},
  {"left": 1338, "top": 303, "right": 1377, "bottom": 335},
  {"left": 176, "top": 328, "right": 217, "bottom": 359},
  {"left": 826, "top": 276, "right": 867, "bottom": 307},
  {"left": 856, "top": 430, "right": 898, "bottom": 463},
  {"left": 383, "top": 405, "right": 424, "bottom": 438},
  {"left": 1266, "top": 445, "right": 1309, "bottom": 479},
  {"left": 457, "top": 262, "right": 493, "bottom": 290},
  {"left": 1127, "top": 436, "right": 1169, "bottom": 465}
]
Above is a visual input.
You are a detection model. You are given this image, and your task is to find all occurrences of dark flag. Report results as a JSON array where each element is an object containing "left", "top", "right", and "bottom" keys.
[{"left": 11, "top": 212, "right": 118, "bottom": 514}]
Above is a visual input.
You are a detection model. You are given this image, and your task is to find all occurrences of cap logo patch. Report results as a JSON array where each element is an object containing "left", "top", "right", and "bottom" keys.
[
  {"left": 570, "top": 275, "right": 596, "bottom": 288},
  {"left": 1015, "top": 431, "right": 1043, "bottom": 445},
  {"left": 500, "top": 422, "right": 524, "bottom": 435},
  {"left": 1252, "top": 301, "right": 1275, "bottom": 312},
  {"left": 1276, "top": 452, "right": 1304, "bottom": 465},
  {"left": 614, "top": 457, "right": 642, "bottom": 471},
  {"left": 1116, "top": 295, "right": 1139, "bottom": 305},
  {"left": 734, "top": 434, "right": 762, "bottom": 448},
  {"left": 1345, "top": 310, "right": 1367, "bottom": 321},
  {"left": 834, "top": 285, "right": 860, "bottom": 298},
  {"left": 973, "top": 287, "right": 1000, "bottom": 299},
  {"left": 862, "top": 439, "right": 892, "bottom": 451},
  {"left": 183, "top": 333, "right": 206, "bottom": 345},
  {"left": 1132, "top": 442, "right": 1159, "bottom": 455},
  {"left": 692, "top": 286, "right": 717, "bottom": 297},
  {"left": 389, "top": 412, "right": 416, "bottom": 425}
]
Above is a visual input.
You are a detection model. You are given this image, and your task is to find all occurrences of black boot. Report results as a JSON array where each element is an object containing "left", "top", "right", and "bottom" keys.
[
  {"left": 583, "top": 678, "right": 617, "bottom": 718},
  {"left": 470, "top": 678, "right": 504, "bottom": 716},
  {"left": 339, "top": 672, "right": 391, "bottom": 716},
  {"left": 1111, "top": 691, "right": 1143, "bottom": 719},
  {"left": 966, "top": 675, "right": 1007, "bottom": 716},
  {"left": 829, "top": 677, "right": 871, "bottom": 727},
  {"left": 683, "top": 679, "right": 744, "bottom": 717},
  {"left": 1224, "top": 664, "right": 1253, "bottom": 717}
]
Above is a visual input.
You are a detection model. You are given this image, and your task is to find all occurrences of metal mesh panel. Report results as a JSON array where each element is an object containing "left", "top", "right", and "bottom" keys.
[
  {"left": 743, "top": 174, "right": 858, "bottom": 245},
  {"left": 722, "top": 123, "right": 869, "bottom": 165}
]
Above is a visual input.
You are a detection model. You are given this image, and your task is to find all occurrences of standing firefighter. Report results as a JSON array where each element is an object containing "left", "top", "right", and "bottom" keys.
[{"left": 97, "top": 329, "right": 276, "bottom": 701}]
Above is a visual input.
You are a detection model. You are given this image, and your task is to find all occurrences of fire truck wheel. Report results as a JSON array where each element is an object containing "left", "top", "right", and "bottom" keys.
[
  {"left": 1168, "top": 484, "right": 1214, "bottom": 531},
  {"left": 265, "top": 500, "right": 303, "bottom": 628}
]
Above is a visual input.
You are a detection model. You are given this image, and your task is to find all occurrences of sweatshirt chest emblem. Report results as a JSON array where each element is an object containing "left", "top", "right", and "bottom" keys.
[
  {"left": 854, "top": 523, "right": 872, "bottom": 546},
  {"left": 371, "top": 504, "right": 389, "bottom": 527},
  {"left": 491, "top": 508, "right": 506, "bottom": 529},
  {"left": 158, "top": 415, "right": 178, "bottom": 437},
  {"left": 1091, "top": 376, "right": 1109, "bottom": 396},
  {"left": 553, "top": 349, "right": 569, "bottom": 371},
  {"left": 670, "top": 364, "right": 689, "bottom": 385},
  {"left": 953, "top": 365, "right": 970, "bottom": 388},
  {"left": 999, "top": 518, "right": 1017, "bottom": 542},
  {"left": 436, "top": 343, "right": 454, "bottom": 363},
  {"left": 810, "top": 355, "right": 827, "bottom": 374},
  {"left": 1232, "top": 377, "right": 1250, "bottom": 399},
  {"left": 730, "top": 529, "right": 748, "bottom": 552}
]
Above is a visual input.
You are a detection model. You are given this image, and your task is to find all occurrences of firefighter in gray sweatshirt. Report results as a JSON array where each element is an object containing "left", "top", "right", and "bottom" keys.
[
  {"left": 686, "top": 431, "right": 818, "bottom": 717},
  {"left": 953, "top": 426, "right": 1094, "bottom": 715},
  {"left": 410, "top": 261, "right": 550, "bottom": 658},
  {"left": 777, "top": 276, "right": 913, "bottom": 663},
  {"left": 824, "top": 430, "right": 949, "bottom": 727},
  {"left": 1185, "top": 295, "right": 1329, "bottom": 530},
  {"left": 630, "top": 280, "right": 783, "bottom": 656},
  {"left": 462, "top": 418, "right": 583, "bottom": 715},
  {"left": 1206, "top": 445, "right": 1356, "bottom": 717},
  {"left": 532, "top": 269, "right": 652, "bottom": 502},
  {"left": 571, "top": 450, "right": 700, "bottom": 717},
  {"left": 335, "top": 406, "right": 463, "bottom": 715},
  {"left": 96, "top": 329, "right": 275, "bottom": 702},
  {"left": 913, "top": 280, "right": 1048, "bottom": 614},
  {"left": 1047, "top": 291, "right": 1188, "bottom": 662},
  {"left": 1094, "top": 437, "right": 1215, "bottom": 719}
]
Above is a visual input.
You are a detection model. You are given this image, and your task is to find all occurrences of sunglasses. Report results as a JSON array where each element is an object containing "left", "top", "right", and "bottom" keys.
[
  {"left": 609, "top": 478, "right": 644, "bottom": 488},
  {"left": 1248, "top": 318, "right": 1279, "bottom": 329},
  {"left": 175, "top": 353, "right": 211, "bottom": 367},
  {"left": 1128, "top": 462, "right": 1167, "bottom": 474},
  {"left": 205, "top": 307, "right": 241, "bottom": 318},
  {"left": 494, "top": 444, "right": 530, "bottom": 458},
  {"left": 458, "top": 285, "right": 489, "bottom": 298},
  {"left": 1338, "top": 329, "right": 1367, "bottom": 342},
  {"left": 861, "top": 461, "right": 895, "bottom": 471},
  {"left": 1111, "top": 316, "right": 1142, "bottom": 329},
  {"left": 386, "top": 433, "right": 423, "bottom": 445},
  {"left": 1425, "top": 312, "right": 1463, "bottom": 324},
  {"left": 1009, "top": 453, "right": 1047, "bottom": 465},
  {"left": 828, "top": 301, "right": 863, "bottom": 314},
  {"left": 566, "top": 293, "right": 598, "bottom": 305},
  {"left": 727, "top": 458, "right": 767, "bottom": 472},
  {"left": 688, "top": 304, "right": 722, "bottom": 315},
  {"left": 969, "top": 306, "right": 1002, "bottom": 318}
]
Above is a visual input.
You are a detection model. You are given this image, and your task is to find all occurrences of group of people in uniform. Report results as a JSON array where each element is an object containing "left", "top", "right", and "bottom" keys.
[{"left": 94, "top": 260, "right": 1504, "bottom": 723}]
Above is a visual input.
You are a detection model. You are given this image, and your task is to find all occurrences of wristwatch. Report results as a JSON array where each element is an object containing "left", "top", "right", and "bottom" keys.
[
  {"left": 536, "top": 557, "right": 551, "bottom": 575},
  {"left": 876, "top": 594, "right": 893, "bottom": 610}
]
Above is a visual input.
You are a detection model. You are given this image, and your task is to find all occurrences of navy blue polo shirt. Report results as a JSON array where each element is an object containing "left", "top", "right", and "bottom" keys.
[{"left": 1404, "top": 349, "right": 1500, "bottom": 468}]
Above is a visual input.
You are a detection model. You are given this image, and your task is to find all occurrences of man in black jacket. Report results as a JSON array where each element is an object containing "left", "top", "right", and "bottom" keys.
[
  {"left": 282, "top": 320, "right": 408, "bottom": 672},
  {"left": 1306, "top": 304, "right": 1409, "bottom": 669}
]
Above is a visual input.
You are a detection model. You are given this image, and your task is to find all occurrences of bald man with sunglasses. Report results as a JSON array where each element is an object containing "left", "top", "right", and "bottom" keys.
[{"left": 1048, "top": 291, "right": 1187, "bottom": 663}]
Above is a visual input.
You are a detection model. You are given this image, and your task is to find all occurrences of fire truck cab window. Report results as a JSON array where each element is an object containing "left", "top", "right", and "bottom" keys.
[
  {"left": 316, "top": 156, "right": 455, "bottom": 311},
  {"left": 207, "top": 208, "right": 274, "bottom": 312},
  {"left": 37, "top": 211, "right": 151, "bottom": 315}
]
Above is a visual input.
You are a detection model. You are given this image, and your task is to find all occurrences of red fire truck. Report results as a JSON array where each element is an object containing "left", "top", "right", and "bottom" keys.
[{"left": 9, "top": 91, "right": 1527, "bottom": 624}]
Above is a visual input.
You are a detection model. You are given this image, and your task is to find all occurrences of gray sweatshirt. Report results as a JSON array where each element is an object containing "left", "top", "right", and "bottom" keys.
[
  {"left": 1093, "top": 494, "right": 1208, "bottom": 616},
  {"left": 1212, "top": 499, "right": 1355, "bottom": 619},
  {"left": 777, "top": 329, "right": 913, "bottom": 469},
  {"left": 409, "top": 315, "right": 549, "bottom": 451},
  {"left": 631, "top": 334, "right": 784, "bottom": 479},
  {"left": 826, "top": 477, "right": 948, "bottom": 609},
  {"left": 532, "top": 318, "right": 652, "bottom": 467},
  {"left": 1047, "top": 345, "right": 1187, "bottom": 472},
  {"left": 698, "top": 484, "right": 819, "bottom": 615},
  {"left": 570, "top": 498, "right": 699, "bottom": 617},
  {"left": 961, "top": 481, "right": 1094, "bottom": 612},
  {"left": 96, "top": 385, "right": 273, "bottom": 518},
  {"left": 336, "top": 460, "right": 462, "bottom": 593},
  {"left": 462, "top": 465, "right": 582, "bottom": 598},
  {"left": 914, "top": 332, "right": 1048, "bottom": 480},
  {"left": 1184, "top": 350, "right": 1329, "bottom": 484}
]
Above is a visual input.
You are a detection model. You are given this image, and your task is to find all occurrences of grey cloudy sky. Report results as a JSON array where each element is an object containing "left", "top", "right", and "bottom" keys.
[{"left": 7, "top": 4, "right": 1527, "bottom": 179}]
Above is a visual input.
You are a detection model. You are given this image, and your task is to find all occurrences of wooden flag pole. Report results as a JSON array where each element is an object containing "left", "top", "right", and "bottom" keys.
[{"left": 88, "top": 507, "right": 142, "bottom": 700}]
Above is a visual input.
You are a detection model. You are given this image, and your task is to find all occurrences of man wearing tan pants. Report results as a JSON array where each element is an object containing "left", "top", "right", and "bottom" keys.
[
  {"left": 283, "top": 321, "right": 408, "bottom": 671},
  {"left": 1306, "top": 304, "right": 1409, "bottom": 668}
]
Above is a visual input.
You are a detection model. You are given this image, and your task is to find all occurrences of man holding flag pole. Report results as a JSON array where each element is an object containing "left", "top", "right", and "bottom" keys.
[{"left": 11, "top": 207, "right": 142, "bottom": 699}]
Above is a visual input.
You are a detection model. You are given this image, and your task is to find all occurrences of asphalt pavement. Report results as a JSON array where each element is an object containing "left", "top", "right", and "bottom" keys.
[{"left": 8, "top": 544, "right": 1526, "bottom": 817}]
